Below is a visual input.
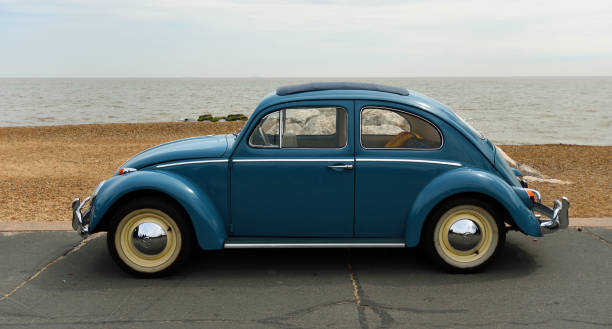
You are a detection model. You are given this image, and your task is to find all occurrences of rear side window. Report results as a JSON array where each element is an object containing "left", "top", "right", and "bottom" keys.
[
  {"left": 361, "top": 107, "right": 442, "bottom": 149},
  {"left": 249, "top": 107, "right": 347, "bottom": 148}
]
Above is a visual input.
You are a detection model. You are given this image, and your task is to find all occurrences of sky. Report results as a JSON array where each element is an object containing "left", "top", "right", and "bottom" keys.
[{"left": 1, "top": 0, "right": 612, "bottom": 77}]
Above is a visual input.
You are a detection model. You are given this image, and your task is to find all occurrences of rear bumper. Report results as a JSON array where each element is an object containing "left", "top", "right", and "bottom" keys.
[
  {"left": 72, "top": 196, "right": 92, "bottom": 237},
  {"left": 533, "top": 196, "right": 570, "bottom": 235}
]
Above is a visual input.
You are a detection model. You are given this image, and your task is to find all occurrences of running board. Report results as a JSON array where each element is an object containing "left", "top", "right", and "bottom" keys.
[{"left": 224, "top": 237, "right": 406, "bottom": 249}]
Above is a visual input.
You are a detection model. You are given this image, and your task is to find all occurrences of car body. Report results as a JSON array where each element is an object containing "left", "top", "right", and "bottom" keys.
[{"left": 72, "top": 82, "right": 570, "bottom": 276}]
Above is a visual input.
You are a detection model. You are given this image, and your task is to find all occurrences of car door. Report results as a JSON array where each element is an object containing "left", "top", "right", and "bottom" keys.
[
  {"left": 354, "top": 101, "right": 452, "bottom": 237},
  {"left": 230, "top": 100, "right": 355, "bottom": 237}
]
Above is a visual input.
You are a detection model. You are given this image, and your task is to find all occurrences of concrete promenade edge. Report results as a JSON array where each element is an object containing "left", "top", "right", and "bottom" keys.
[{"left": 1, "top": 218, "right": 611, "bottom": 232}]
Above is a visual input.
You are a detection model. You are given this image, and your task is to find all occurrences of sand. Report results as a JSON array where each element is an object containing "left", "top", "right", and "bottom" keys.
[{"left": 0, "top": 122, "right": 610, "bottom": 223}]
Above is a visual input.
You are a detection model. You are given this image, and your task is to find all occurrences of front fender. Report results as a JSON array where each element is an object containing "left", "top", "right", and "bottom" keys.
[
  {"left": 90, "top": 171, "right": 227, "bottom": 250},
  {"left": 404, "top": 168, "right": 541, "bottom": 247}
]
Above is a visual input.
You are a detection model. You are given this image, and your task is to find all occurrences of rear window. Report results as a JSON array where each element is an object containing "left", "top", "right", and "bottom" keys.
[{"left": 361, "top": 107, "right": 442, "bottom": 149}]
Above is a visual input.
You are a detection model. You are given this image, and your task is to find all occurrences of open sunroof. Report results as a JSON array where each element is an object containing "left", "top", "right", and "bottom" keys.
[{"left": 276, "top": 82, "right": 409, "bottom": 96}]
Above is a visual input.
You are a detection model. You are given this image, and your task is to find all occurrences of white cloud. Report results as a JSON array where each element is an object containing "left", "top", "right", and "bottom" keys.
[{"left": 1, "top": 0, "right": 611, "bottom": 76}]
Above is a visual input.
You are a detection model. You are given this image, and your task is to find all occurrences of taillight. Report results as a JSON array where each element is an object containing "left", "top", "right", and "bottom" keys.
[
  {"left": 526, "top": 189, "right": 536, "bottom": 204},
  {"left": 525, "top": 188, "right": 541, "bottom": 205}
]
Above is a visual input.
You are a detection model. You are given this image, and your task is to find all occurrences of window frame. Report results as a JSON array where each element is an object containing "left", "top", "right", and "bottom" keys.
[
  {"left": 247, "top": 110, "right": 281, "bottom": 149},
  {"left": 359, "top": 106, "right": 444, "bottom": 151},
  {"left": 248, "top": 106, "right": 349, "bottom": 150}
]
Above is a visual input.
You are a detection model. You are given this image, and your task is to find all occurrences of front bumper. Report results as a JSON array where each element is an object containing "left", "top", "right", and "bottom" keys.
[
  {"left": 533, "top": 196, "right": 570, "bottom": 235},
  {"left": 72, "top": 196, "right": 92, "bottom": 237}
]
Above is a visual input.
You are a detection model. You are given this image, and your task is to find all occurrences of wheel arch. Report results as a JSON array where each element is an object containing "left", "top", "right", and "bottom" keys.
[
  {"left": 417, "top": 192, "right": 513, "bottom": 247},
  {"left": 94, "top": 189, "right": 191, "bottom": 232},
  {"left": 90, "top": 171, "right": 228, "bottom": 250},
  {"left": 403, "top": 168, "right": 540, "bottom": 247}
]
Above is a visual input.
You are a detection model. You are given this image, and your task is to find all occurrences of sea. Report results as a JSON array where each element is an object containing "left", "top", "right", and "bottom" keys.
[{"left": 1, "top": 77, "right": 611, "bottom": 145}]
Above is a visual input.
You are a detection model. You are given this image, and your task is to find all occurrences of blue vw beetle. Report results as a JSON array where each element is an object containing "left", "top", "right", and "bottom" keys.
[{"left": 72, "top": 82, "right": 569, "bottom": 276}]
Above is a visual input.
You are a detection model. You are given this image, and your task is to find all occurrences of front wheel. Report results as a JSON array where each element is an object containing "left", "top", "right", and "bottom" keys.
[
  {"left": 107, "top": 196, "right": 194, "bottom": 277},
  {"left": 423, "top": 197, "right": 505, "bottom": 273}
]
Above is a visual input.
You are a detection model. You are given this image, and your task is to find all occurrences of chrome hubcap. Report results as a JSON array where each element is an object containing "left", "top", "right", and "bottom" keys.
[
  {"left": 131, "top": 222, "right": 168, "bottom": 255},
  {"left": 448, "top": 219, "right": 482, "bottom": 251}
]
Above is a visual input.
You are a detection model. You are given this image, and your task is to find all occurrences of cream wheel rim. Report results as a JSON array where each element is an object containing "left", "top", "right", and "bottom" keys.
[
  {"left": 115, "top": 208, "right": 182, "bottom": 273},
  {"left": 434, "top": 205, "right": 498, "bottom": 268}
]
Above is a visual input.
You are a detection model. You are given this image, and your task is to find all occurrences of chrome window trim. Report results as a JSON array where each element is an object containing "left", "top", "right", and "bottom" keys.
[
  {"left": 248, "top": 106, "right": 348, "bottom": 150},
  {"left": 356, "top": 158, "right": 461, "bottom": 167},
  {"left": 233, "top": 158, "right": 354, "bottom": 163},
  {"left": 359, "top": 106, "right": 444, "bottom": 151},
  {"left": 248, "top": 111, "right": 281, "bottom": 149},
  {"left": 279, "top": 107, "right": 285, "bottom": 148},
  {"left": 156, "top": 159, "right": 229, "bottom": 168}
]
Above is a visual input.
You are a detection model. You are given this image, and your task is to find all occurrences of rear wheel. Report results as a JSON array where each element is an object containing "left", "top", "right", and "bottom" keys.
[
  {"left": 107, "top": 196, "right": 194, "bottom": 277},
  {"left": 423, "top": 197, "right": 505, "bottom": 273}
]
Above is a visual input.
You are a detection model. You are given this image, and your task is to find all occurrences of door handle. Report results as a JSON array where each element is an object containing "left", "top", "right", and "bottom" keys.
[{"left": 327, "top": 164, "right": 353, "bottom": 171}]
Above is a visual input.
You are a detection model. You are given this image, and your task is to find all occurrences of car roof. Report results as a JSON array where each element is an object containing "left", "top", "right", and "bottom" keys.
[
  {"left": 257, "top": 82, "right": 451, "bottom": 121},
  {"left": 276, "top": 82, "right": 409, "bottom": 96}
]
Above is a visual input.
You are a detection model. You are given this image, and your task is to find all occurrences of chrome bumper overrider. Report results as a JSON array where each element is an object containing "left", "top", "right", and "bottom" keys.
[
  {"left": 72, "top": 196, "right": 92, "bottom": 237},
  {"left": 533, "top": 197, "right": 570, "bottom": 235}
]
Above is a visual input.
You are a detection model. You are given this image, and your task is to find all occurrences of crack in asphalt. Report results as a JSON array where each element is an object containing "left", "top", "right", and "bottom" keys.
[
  {"left": 0, "top": 234, "right": 101, "bottom": 302},
  {"left": 412, "top": 317, "right": 612, "bottom": 328},
  {"left": 2, "top": 316, "right": 610, "bottom": 329},
  {"left": 0, "top": 318, "right": 265, "bottom": 328},
  {"left": 581, "top": 227, "right": 612, "bottom": 246},
  {"left": 345, "top": 249, "right": 468, "bottom": 329},
  {"left": 258, "top": 300, "right": 355, "bottom": 328}
]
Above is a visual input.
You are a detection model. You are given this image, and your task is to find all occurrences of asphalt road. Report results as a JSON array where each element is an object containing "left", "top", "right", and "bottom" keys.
[{"left": 0, "top": 228, "right": 611, "bottom": 329}]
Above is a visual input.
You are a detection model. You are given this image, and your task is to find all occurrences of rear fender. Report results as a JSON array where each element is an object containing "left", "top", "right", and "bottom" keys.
[
  {"left": 90, "top": 171, "right": 227, "bottom": 250},
  {"left": 404, "top": 168, "right": 540, "bottom": 246}
]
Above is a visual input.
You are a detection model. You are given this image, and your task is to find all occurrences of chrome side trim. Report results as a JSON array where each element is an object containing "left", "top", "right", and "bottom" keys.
[
  {"left": 232, "top": 158, "right": 354, "bottom": 163},
  {"left": 156, "top": 159, "right": 229, "bottom": 168},
  {"left": 224, "top": 242, "right": 405, "bottom": 249},
  {"left": 356, "top": 158, "right": 461, "bottom": 167},
  {"left": 231, "top": 158, "right": 458, "bottom": 166}
]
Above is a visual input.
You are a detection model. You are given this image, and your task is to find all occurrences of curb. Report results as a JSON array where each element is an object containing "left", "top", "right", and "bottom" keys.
[
  {"left": 1, "top": 218, "right": 611, "bottom": 232},
  {"left": 569, "top": 218, "right": 612, "bottom": 228},
  {"left": 0, "top": 221, "right": 73, "bottom": 232}
]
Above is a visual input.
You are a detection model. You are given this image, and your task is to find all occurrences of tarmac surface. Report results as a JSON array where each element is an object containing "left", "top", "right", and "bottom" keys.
[{"left": 0, "top": 228, "right": 611, "bottom": 329}]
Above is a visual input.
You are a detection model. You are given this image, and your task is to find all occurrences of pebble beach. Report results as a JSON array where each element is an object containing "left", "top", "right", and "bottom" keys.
[{"left": 0, "top": 122, "right": 610, "bottom": 223}]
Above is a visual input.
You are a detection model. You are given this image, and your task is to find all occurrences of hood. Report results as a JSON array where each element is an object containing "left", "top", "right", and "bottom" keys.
[{"left": 121, "top": 135, "right": 229, "bottom": 169}]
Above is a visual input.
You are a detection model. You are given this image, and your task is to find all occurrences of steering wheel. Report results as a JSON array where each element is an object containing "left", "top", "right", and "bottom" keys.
[{"left": 257, "top": 126, "right": 272, "bottom": 146}]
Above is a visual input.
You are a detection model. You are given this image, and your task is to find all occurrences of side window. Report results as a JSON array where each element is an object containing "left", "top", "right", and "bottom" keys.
[
  {"left": 361, "top": 107, "right": 442, "bottom": 149},
  {"left": 248, "top": 111, "right": 280, "bottom": 148},
  {"left": 249, "top": 107, "right": 347, "bottom": 149},
  {"left": 283, "top": 107, "right": 346, "bottom": 148}
]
